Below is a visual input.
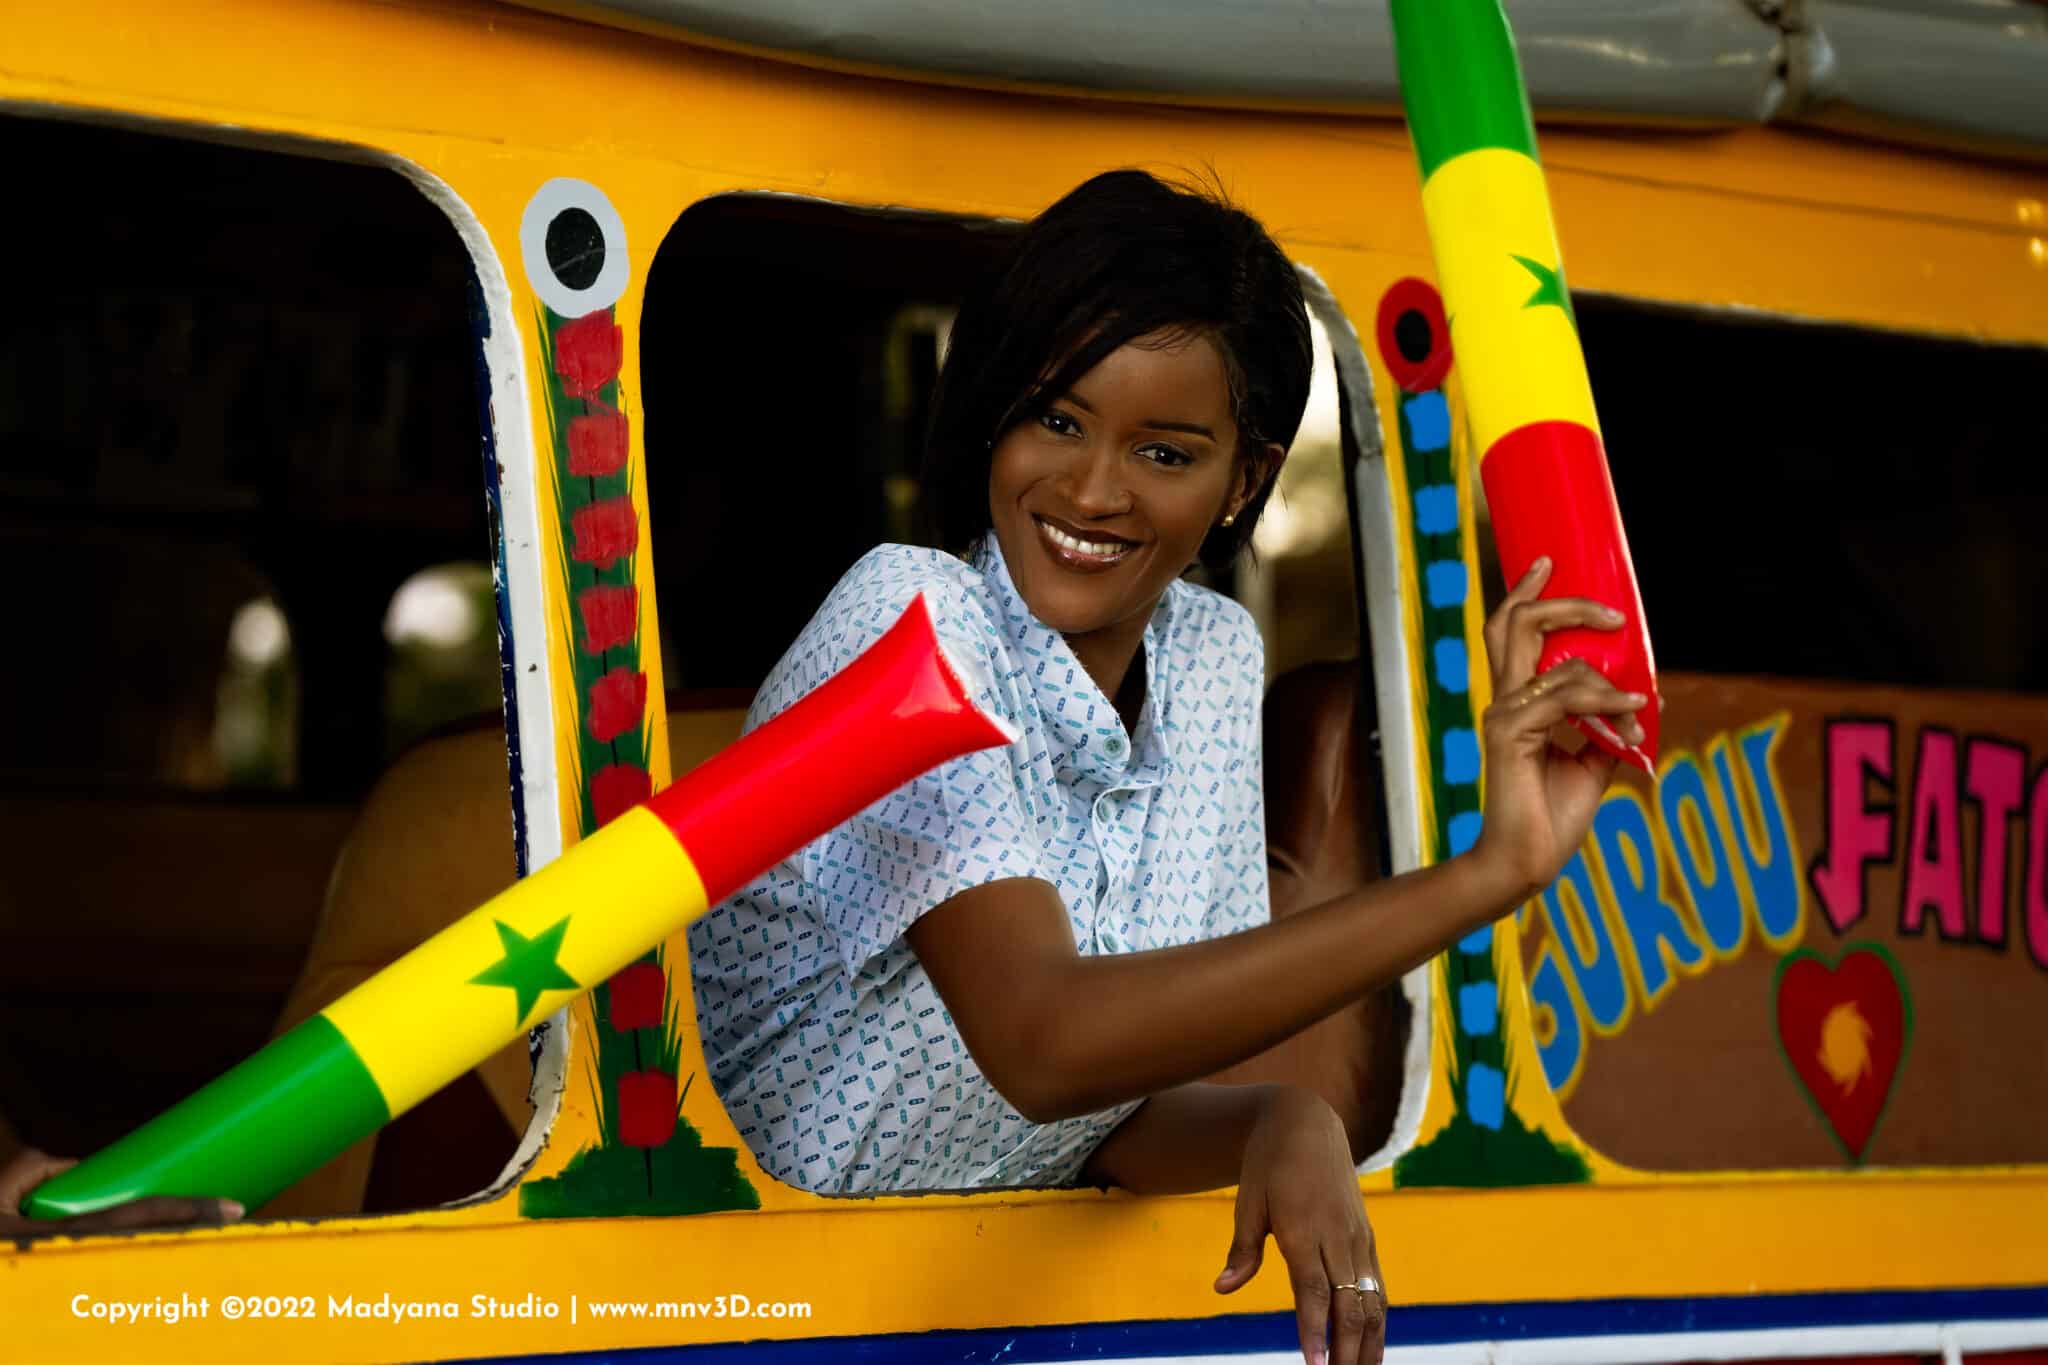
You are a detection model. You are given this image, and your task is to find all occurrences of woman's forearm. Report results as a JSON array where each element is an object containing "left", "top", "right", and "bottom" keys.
[
  {"left": 1027, "top": 850, "right": 1522, "bottom": 1119},
  {"left": 1079, "top": 1083, "right": 1282, "bottom": 1195}
]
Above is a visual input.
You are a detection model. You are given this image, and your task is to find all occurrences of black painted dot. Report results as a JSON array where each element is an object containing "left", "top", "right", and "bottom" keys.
[
  {"left": 545, "top": 207, "right": 605, "bottom": 291},
  {"left": 1394, "top": 308, "right": 1434, "bottom": 364}
]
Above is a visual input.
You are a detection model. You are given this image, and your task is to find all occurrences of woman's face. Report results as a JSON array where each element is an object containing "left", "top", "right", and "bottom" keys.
[{"left": 987, "top": 329, "right": 1269, "bottom": 667}]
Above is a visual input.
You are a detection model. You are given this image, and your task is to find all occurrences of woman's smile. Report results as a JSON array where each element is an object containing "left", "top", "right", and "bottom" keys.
[{"left": 1033, "top": 514, "right": 1138, "bottom": 570}]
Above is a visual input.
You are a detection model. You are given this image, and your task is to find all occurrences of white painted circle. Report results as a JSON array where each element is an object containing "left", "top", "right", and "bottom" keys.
[{"left": 519, "top": 178, "right": 629, "bottom": 318}]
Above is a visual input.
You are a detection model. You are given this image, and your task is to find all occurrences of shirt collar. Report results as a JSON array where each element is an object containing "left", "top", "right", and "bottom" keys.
[{"left": 973, "top": 534, "right": 1173, "bottom": 790}]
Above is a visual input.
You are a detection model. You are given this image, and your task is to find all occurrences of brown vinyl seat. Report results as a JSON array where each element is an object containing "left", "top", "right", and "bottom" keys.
[
  {"left": 1210, "top": 660, "right": 1406, "bottom": 1161},
  {"left": 262, "top": 662, "right": 1402, "bottom": 1216}
]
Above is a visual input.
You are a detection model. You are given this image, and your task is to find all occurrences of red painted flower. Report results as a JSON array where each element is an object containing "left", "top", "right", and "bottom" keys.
[
  {"left": 618, "top": 1069, "right": 678, "bottom": 1149},
  {"left": 554, "top": 312, "right": 623, "bottom": 398},
  {"left": 571, "top": 498, "right": 638, "bottom": 571},
  {"left": 578, "top": 584, "right": 637, "bottom": 655},
  {"left": 590, "top": 762, "right": 652, "bottom": 826},
  {"left": 608, "top": 961, "right": 666, "bottom": 1032},
  {"left": 588, "top": 667, "right": 648, "bottom": 744},
  {"left": 567, "top": 409, "right": 630, "bottom": 477}
]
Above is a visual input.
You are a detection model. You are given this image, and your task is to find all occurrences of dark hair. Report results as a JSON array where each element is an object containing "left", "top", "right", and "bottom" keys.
[{"left": 922, "top": 169, "right": 1313, "bottom": 573}]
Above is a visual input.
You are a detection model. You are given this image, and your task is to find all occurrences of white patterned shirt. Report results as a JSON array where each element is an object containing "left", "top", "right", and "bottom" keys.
[{"left": 688, "top": 536, "right": 1269, "bottom": 1193}]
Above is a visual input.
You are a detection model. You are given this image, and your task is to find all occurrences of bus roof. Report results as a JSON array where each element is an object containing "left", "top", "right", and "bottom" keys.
[{"left": 506, "top": 0, "right": 2048, "bottom": 160}]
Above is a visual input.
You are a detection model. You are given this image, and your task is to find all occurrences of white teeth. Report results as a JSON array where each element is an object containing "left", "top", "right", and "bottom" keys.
[{"left": 1038, "top": 519, "right": 1131, "bottom": 560}]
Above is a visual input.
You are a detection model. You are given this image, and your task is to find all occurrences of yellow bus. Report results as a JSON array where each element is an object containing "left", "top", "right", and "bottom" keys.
[{"left": 3, "top": 1, "right": 2045, "bottom": 1361}]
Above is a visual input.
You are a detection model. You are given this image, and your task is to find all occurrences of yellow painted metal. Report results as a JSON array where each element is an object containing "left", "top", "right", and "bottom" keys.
[
  {"left": 3, "top": 0, "right": 2046, "bottom": 1359},
  {"left": 1420, "top": 148, "right": 1600, "bottom": 452},
  {"left": 323, "top": 807, "right": 704, "bottom": 1113}
]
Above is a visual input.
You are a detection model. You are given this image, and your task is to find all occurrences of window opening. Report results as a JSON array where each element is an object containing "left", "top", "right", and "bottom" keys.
[
  {"left": 644, "top": 192, "right": 1404, "bottom": 1193},
  {"left": 1238, "top": 312, "right": 1363, "bottom": 684},
  {"left": 214, "top": 594, "right": 300, "bottom": 788},
  {"left": 382, "top": 562, "right": 503, "bottom": 759},
  {"left": 0, "top": 113, "right": 504, "bottom": 1213},
  {"left": 1577, "top": 295, "right": 2048, "bottom": 693}
]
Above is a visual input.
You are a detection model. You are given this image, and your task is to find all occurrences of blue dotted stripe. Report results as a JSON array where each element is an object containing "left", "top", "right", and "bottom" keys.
[
  {"left": 1412, "top": 426, "right": 1503, "bottom": 1122},
  {"left": 1414, "top": 483, "right": 1460, "bottom": 535},
  {"left": 1434, "top": 638, "right": 1469, "bottom": 694},
  {"left": 1424, "top": 559, "right": 1467, "bottom": 608},
  {"left": 1389, "top": 337, "right": 1513, "bottom": 1154},
  {"left": 1404, "top": 389, "right": 1451, "bottom": 450}
]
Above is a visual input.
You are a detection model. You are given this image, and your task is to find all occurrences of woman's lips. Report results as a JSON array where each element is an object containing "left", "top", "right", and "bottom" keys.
[{"left": 1033, "top": 515, "right": 1136, "bottom": 572}]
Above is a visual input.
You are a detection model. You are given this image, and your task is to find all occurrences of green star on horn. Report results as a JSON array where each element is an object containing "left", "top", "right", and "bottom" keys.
[
  {"left": 1511, "top": 253, "right": 1576, "bottom": 330},
  {"left": 471, "top": 916, "right": 582, "bottom": 1027}
]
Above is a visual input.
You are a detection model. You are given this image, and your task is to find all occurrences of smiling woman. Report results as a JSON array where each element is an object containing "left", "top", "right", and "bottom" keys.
[{"left": 685, "top": 170, "right": 1646, "bottom": 1365}]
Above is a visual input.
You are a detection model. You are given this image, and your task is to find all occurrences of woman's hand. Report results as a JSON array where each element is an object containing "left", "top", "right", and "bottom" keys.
[
  {"left": 1474, "top": 556, "right": 1647, "bottom": 905},
  {"left": 0, "top": 1148, "right": 242, "bottom": 1239},
  {"left": 1215, "top": 1088, "right": 1385, "bottom": 1365}
]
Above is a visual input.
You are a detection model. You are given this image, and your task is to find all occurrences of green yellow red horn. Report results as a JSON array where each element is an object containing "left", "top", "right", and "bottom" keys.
[
  {"left": 1390, "top": 0, "right": 1659, "bottom": 768},
  {"left": 26, "top": 594, "right": 1016, "bottom": 1219}
]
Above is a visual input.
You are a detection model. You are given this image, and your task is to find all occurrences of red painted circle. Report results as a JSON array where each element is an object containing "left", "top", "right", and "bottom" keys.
[{"left": 1375, "top": 276, "right": 1452, "bottom": 393}]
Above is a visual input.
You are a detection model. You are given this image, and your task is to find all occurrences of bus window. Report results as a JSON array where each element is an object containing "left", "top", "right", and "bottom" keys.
[
  {"left": 642, "top": 192, "right": 1405, "bottom": 1192},
  {"left": 1514, "top": 295, "right": 2048, "bottom": 1171},
  {"left": 1583, "top": 297, "right": 2048, "bottom": 693},
  {"left": 383, "top": 563, "right": 502, "bottom": 759},
  {"left": 0, "top": 113, "right": 504, "bottom": 1200}
]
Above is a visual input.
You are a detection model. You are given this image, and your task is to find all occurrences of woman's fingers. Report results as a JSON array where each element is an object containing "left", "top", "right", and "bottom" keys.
[
  {"left": 1482, "top": 557, "right": 1551, "bottom": 686},
  {"left": 1488, "top": 661, "right": 1646, "bottom": 743},
  {"left": 1285, "top": 1246, "right": 1332, "bottom": 1365},
  {"left": 1215, "top": 1179, "right": 1269, "bottom": 1295},
  {"left": 1323, "top": 1243, "right": 1386, "bottom": 1365},
  {"left": 1362, "top": 1234, "right": 1389, "bottom": 1365},
  {"left": 1498, "top": 599, "right": 1625, "bottom": 689}
]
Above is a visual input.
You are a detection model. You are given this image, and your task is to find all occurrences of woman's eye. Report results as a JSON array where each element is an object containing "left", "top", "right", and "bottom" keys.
[
  {"left": 1039, "top": 410, "right": 1080, "bottom": 437},
  {"left": 1140, "top": 444, "right": 1193, "bottom": 468}
]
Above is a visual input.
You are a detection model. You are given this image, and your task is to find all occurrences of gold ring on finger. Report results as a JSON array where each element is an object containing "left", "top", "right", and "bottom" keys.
[{"left": 1333, "top": 1276, "right": 1382, "bottom": 1297}]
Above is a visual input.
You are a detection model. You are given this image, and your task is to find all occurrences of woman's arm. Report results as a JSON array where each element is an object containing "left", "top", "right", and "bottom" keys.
[
  {"left": 908, "top": 842, "right": 1514, "bottom": 1122},
  {"left": 1079, "top": 1081, "right": 1281, "bottom": 1195},
  {"left": 908, "top": 559, "right": 1644, "bottom": 1123}
]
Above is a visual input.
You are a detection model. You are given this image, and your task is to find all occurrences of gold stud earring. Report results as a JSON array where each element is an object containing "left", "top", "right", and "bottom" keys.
[{"left": 1221, "top": 512, "right": 1237, "bottom": 527}]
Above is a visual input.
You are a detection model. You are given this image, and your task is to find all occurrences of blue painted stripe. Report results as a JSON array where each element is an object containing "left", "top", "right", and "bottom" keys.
[
  {"left": 1433, "top": 638, "right": 1469, "bottom": 694},
  {"left": 1458, "top": 926, "right": 1494, "bottom": 955},
  {"left": 1457, "top": 981, "right": 1498, "bottom": 1034},
  {"left": 449, "top": 1285, "right": 2048, "bottom": 1364},
  {"left": 1424, "top": 560, "right": 1467, "bottom": 608},
  {"left": 1465, "top": 1062, "right": 1506, "bottom": 1129},
  {"left": 1442, "top": 728, "right": 1480, "bottom": 785},
  {"left": 1404, "top": 389, "right": 1451, "bottom": 449},
  {"left": 1413, "top": 483, "right": 1459, "bottom": 535},
  {"left": 1447, "top": 810, "right": 1483, "bottom": 855}
]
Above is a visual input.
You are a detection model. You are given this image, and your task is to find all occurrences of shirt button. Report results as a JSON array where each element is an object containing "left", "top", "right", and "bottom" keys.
[{"left": 1105, "top": 735, "right": 1124, "bottom": 755}]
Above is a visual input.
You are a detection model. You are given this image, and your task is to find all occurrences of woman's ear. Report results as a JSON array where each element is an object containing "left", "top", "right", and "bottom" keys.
[{"left": 1228, "top": 441, "right": 1287, "bottom": 523}]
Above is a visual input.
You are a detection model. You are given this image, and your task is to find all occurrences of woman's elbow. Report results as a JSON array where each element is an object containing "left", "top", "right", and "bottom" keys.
[
  {"left": 976, "top": 1034, "right": 1106, "bottom": 1124},
  {"left": 983, "top": 1059, "right": 1087, "bottom": 1125}
]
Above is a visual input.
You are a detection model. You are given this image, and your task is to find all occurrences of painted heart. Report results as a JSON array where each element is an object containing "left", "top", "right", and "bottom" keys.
[{"left": 1773, "top": 944, "right": 1913, "bottom": 1163}]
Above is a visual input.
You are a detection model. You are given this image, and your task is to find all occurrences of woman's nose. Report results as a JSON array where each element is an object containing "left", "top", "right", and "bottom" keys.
[{"left": 1061, "top": 440, "right": 1130, "bottom": 515}]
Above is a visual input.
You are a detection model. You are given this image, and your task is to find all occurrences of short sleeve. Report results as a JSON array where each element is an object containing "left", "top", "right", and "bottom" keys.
[
  {"left": 1202, "top": 598, "right": 1272, "bottom": 938},
  {"left": 748, "top": 546, "right": 1041, "bottom": 974},
  {"left": 804, "top": 743, "right": 1042, "bottom": 973}
]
